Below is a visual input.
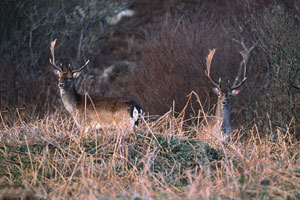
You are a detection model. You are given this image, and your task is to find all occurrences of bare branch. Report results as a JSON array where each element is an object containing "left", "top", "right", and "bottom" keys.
[
  {"left": 49, "top": 39, "right": 61, "bottom": 72},
  {"left": 205, "top": 49, "right": 221, "bottom": 89}
]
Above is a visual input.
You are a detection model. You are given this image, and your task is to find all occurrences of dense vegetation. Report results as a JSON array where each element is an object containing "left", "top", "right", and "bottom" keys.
[{"left": 0, "top": 0, "right": 299, "bottom": 199}]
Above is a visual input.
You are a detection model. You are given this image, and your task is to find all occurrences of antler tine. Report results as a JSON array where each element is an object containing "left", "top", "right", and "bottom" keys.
[
  {"left": 205, "top": 49, "right": 221, "bottom": 88},
  {"left": 231, "top": 37, "right": 258, "bottom": 89},
  {"left": 230, "top": 51, "right": 247, "bottom": 90},
  {"left": 49, "top": 39, "right": 61, "bottom": 72},
  {"left": 72, "top": 59, "right": 90, "bottom": 73}
]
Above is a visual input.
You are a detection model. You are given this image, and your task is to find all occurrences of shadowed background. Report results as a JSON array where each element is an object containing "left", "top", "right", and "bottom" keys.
[{"left": 0, "top": 0, "right": 299, "bottom": 137}]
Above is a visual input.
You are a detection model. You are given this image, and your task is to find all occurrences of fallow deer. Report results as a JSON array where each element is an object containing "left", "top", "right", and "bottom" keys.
[
  {"left": 49, "top": 39, "right": 143, "bottom": 132},
  {"left": 203, "top": 39, "right": 255, "bottom": 142}
]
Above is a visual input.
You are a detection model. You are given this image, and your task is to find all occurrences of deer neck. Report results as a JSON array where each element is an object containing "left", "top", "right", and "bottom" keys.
[
  {"left": 215, "top": 99, "right": 232, "bottom": 135},
  {"left": 59, "top": 86, "right": 81, "bottom": 114}
]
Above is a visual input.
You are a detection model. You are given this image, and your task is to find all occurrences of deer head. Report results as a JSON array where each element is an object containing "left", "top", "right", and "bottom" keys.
[
  {"left": 205, "top": 49, "right": 247, "bottom": 110},
  {"left": 49, "top": 39, "right": 89, "bottom": 91}
]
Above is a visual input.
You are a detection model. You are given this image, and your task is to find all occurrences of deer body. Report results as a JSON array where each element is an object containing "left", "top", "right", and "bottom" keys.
[
  {"left": 50, "top": 39, "right": 142, "bottom": 132},
  {"left": 59, "top": 83, "right": 142, "bottom": 129}
]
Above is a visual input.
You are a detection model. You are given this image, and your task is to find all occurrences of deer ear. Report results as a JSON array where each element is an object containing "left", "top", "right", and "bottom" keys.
[
  {"left": 73, "top": 71, "right": 81, "bottom": 78},
  {"left": 231, "top": 89, "right": 240, "bottom": 96},
  {"left": 212, "top": 87, "right": 219, "bottom": 95},
  {"left": 54, "top": 69, "right": 61, "bottom": 77}
]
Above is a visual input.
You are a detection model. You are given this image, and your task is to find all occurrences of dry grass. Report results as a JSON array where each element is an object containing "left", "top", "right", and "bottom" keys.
[
  {"left": 0, "top": 93, "right": 299, "bottom": 200},
  {"left": 0, "top": 1, "right": 300, "bottom": 199}
]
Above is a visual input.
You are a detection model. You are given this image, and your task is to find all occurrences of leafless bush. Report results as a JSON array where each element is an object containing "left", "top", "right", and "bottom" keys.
[
  {"left": 119, "top": 15, "right": 213, "bottom": 116},
  {"left": 251, "top": 2, "right": 300, "bottom": 136},
  {"left": 121, "top": 11, "right": 265, "bottom": 132}
]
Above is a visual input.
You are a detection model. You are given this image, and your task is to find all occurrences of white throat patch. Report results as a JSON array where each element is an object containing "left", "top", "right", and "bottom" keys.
[{"left": 60, "top": 89, "right": 75, "bottom": 114}]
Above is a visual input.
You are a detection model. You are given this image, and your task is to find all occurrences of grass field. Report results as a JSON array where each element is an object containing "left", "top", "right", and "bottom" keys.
[
  {"left": 0, "top": 105, "right": 299, "bottom": 199},
  {"left": 0, "top": 1, "right": 300, "bottom": 199}
]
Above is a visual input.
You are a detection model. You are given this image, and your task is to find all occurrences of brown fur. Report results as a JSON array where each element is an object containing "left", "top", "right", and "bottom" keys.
[{"left": 74, "top": 95, "right": 140, "bottom": 129}]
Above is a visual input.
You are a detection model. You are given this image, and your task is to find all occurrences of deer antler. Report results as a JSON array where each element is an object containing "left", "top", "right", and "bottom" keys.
[
  {"left": 230, "top": 35, "right": 257, "bottom": 90},
  {"left": 221, "top": 21, "right": 257, "bottom": 90},
  {"left": 50, "top": 39, "right": 89, "bottom": 73},
  {"left": 49, "top": 39, "right": 62, "bottom": 72},
  {"left": 205, "top": 49, "right": 221, "bottom": 89},
  {"left": 230, "top": 51, "right": 247, "bottom": 90},
  {"left": 72, "top": 60, "right": 90, "bottom": 73}
]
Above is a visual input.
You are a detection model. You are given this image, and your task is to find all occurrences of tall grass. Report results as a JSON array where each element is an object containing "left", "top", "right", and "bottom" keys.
[
  {"left": 0, "top": 1, "right": 300, "bottom": 199},
  {"left": 0, "top": 93, "right": 299, "bottom": 199}
]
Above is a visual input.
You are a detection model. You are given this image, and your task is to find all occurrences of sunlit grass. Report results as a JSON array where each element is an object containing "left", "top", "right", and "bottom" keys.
[{"left": 0, "top": 106, "right": 299, "bottom": 199}]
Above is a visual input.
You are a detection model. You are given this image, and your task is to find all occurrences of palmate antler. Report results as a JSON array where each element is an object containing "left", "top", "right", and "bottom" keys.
[
  {"left": 49, "top": 39, "right": 61, "bottom": 72},
  {"left": 205, "top": 49, "right": 221, "bottom": 89},
  {"left": 49, "top": 39, "right": 90, "bottom": 73},
  {"left": 230, "top": 51, "right": 247, "bottom": 90},
  {"left": 230, "top": 35, "right": 257, "bottom": 90}
]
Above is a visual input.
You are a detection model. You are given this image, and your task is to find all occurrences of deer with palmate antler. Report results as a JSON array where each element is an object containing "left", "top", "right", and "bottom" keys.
[
  {"left": 49, "top": 39, "right": 143, "bottom": 133},
  {"left": 203, "top": 39, "right": 256, "bottom": 143}
]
